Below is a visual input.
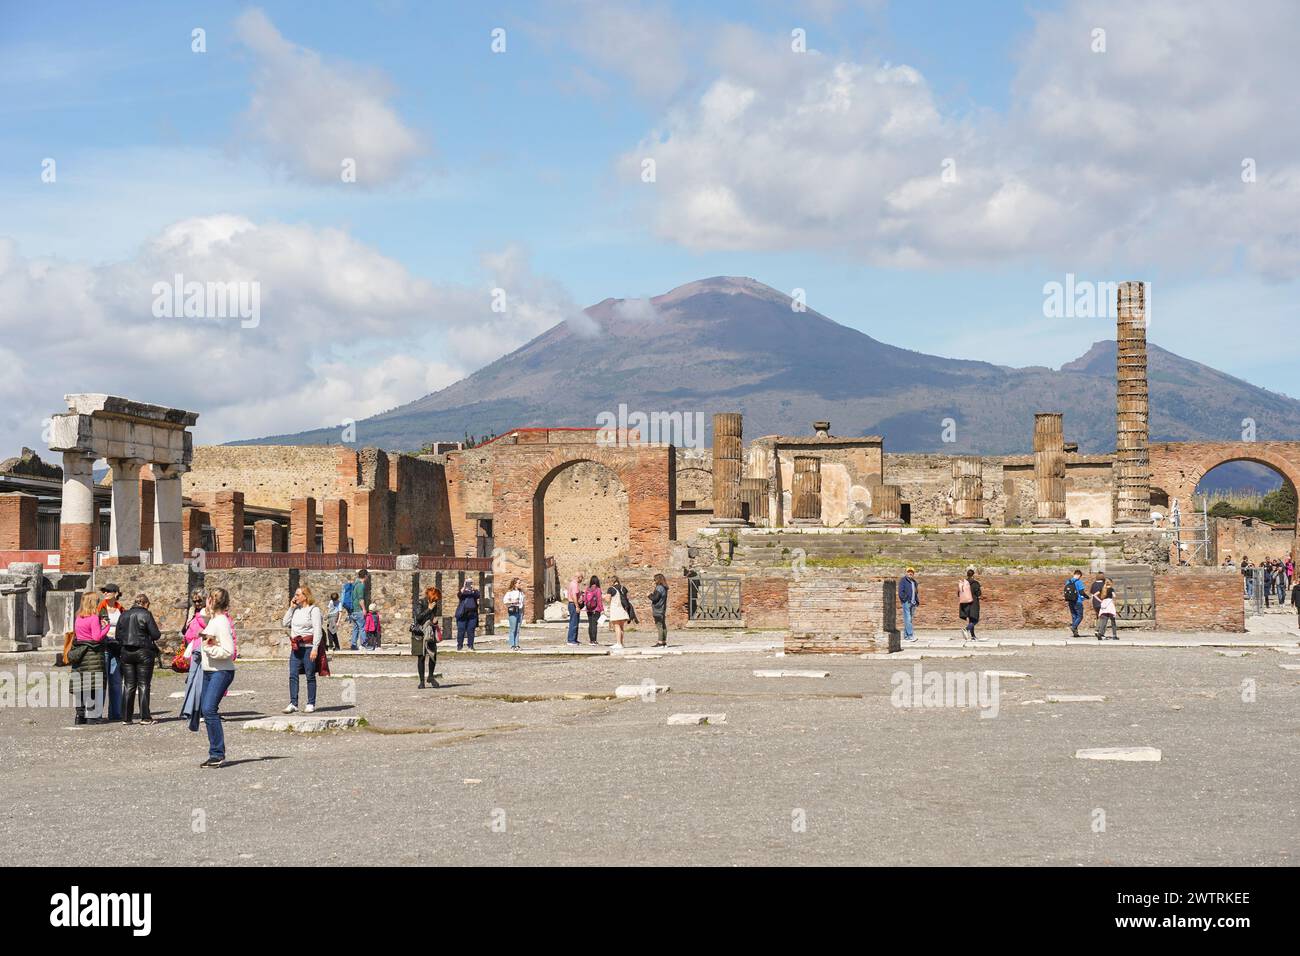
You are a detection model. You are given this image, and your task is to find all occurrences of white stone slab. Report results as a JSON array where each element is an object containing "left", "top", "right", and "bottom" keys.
[
  {"left": 614, "top": 684, "right": 670, "bottom": 698},
  {"left": 1047, "top": 694, "right": 1107, "bottom": 703},
  {"left": 1216, "top": 650, "right": 1251, "bottom": 657},
  {"left": 982, "top": 670, "right": 1030, "bottom": 678},
  {"left": 920, "top": 650, "right": 1015, "bottom": 658},
  {"left": 1279, "top": 663, "right": 1300, "bottom": 671},
  {"left": 753, "top": 669, "right": 829, "bottom": 678},
  {"left": 168, "top": 690, "right": 255, "bottom": 699},
  {"left": 1075, "top": 747, "right": 1161, "bottom": 762},
  {"left": 666, "top": 713, "right": 726, "bottom": 725},
  {"left": 242, "top": 715, "right": 362, "bottom": 733}
]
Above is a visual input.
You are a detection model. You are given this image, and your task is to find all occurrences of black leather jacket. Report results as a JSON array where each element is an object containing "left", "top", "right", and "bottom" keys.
[{"left": 116, "top": 606, "right": 161, "bottom": 650}]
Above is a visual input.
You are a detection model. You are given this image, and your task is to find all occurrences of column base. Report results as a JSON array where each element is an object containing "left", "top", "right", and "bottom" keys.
[
  {"left": 708, "top": 518, "right": 749, "bottom": 528},
  {"left": 947, "top": 518, "right": 991, "bottom": 527},
  {"left": 1031, "top": 518, "right": 1071, "bottom": 527},
  {"left": 865, "top": 517, "right": 904, "bottom": 527},
  {"left": 789, "top": 518, "right": 823, "bottom": 527}
]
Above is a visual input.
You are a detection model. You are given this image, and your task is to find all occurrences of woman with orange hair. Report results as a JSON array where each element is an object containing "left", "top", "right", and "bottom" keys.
[{"left": 413, "top": 586, "right": 442, "bottom": 689}]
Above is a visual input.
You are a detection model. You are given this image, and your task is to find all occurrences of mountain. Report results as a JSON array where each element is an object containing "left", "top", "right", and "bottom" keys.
[{"left": 244, "top": 276, "right": 1300, "bottom": 455}]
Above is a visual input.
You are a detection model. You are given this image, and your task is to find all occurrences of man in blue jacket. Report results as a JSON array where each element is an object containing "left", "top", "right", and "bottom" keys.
[
  {"left": 897, "top": 568, "right": 920, "bottom": 642},
  {"left": 1066, "top": 569, "right": 1086, "bottom": 637}
]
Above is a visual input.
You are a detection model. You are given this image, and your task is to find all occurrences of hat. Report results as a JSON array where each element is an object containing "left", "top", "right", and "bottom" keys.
[
  {"left": 905, "top": 567, "right": 915, "bottom": 574},
  {"left": 100, "top": 583, "right": 121, "bottom": 594},
  {"left": 369, "top": 603, "right": 376, "bottom": 611}
]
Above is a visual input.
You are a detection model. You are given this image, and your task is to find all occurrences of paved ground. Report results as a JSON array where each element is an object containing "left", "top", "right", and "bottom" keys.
[{"left": 1, "top": 625, "right": 1296, "bottom": 866}]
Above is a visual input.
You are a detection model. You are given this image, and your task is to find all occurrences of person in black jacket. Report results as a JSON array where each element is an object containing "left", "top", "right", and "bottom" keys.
[
  {"left": 1291, "top": 579, "right": 1300, "bottom": 629},
  {"left": 648, "top": 574, "right": 669, "bottom": 646},
  {"left": 413, "top": 586, "right": 441, "bottom": 688},
  {"left": 455, "top": 580, "right": 480, "bottom": 651},
  {"left": 116, "top": 593, "right": 162, "bottom": 724}
]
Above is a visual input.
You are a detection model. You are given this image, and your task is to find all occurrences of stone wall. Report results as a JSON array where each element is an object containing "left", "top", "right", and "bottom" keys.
[
  {"left": 1212, "top": 516, "right": 1295, "bottom": 565},
  {"left": 185, "top": 445, "right": 353, "bottom": 510},
  {"left": 1154, "top": 568, "right": 1244, "bottom": 632},
  {"left": 786, "top": 574, "right": 899, "bottom": 653},
  {"left": 392, "top": 455, "right": 454, "bottom": 555},
  {"left": 542, "top": 460, "right": 629, "bottom": 583}
]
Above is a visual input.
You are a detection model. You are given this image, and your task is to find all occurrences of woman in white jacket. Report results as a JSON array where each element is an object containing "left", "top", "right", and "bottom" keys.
[
  {"left": 199, "top": 588, "right": 237, "bottom": 769},
  {"left": 282, "top": 585, "right": 323, "bottom": 714}
]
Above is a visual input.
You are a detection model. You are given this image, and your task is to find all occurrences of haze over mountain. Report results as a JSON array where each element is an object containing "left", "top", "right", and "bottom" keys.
[{"left": 245, "top": 277, "right": 1300, "bottom": 466}]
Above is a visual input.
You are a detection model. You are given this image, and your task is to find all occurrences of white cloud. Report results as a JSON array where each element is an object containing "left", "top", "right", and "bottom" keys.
[
  {"left": 234, "top": 7, "right": 423, "bottom": 185},
  {"left": 622, "top": 0, "right": 1300, "bottom": 278},
  {"left": 0, "top": 218, "right": 581, "bottom": 449}
]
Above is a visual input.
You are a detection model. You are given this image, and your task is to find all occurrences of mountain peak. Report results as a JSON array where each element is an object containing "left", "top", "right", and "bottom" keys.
[{"left": 653, "top": 276, "right": 791, "bottom": 308}]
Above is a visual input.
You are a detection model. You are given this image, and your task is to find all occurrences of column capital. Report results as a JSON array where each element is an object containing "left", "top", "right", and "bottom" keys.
[{"left": 151, "top": 462, "right": 190, "bottom": 480}]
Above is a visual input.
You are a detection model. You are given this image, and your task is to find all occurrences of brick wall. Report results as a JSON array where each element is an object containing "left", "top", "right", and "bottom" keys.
[
  {"left": 0, "top": 493, "right": 38, "bottom": 550},
  {"left": 1212, "top": 516, "right": 1295, "bottom": 565},
  {"left": 184, "top": 445, "right": 355, "bottom": 510},
  {"left": 393, "top": 456, "right": 454, "bottom": 555},
  {"left": 1155, "top": 568, "right": 1245, "bottom": 632},
  {"left": 786, "top": 573, "right": 899, "bottom": 654},
  {"left": 290, "top": 497, "right": 317, "bottom": 552}
]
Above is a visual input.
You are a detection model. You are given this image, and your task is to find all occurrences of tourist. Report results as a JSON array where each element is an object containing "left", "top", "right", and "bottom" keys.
[
  {"left": 606, "top": 575, "right": 636, "bottom": 649},
  {"left": 179, "top": 590, "right": 208, "bottom": 731},
  {"left": 347, "top": 570, "right": 370, "bottom": 650},
  {"left": 1095, "top": 578, "right": 1119, "bottom": 640},
  {"left": 282, "top": 585, "right": 323, "bottom": 714},
  {"left": 648, "top": 573, "right": 669, "bottom": 646},
  {"left": 1291, "top": 576, "right": 1300, "bottom": 629},
  {"left": 1065, "top": 569, "right": 1086, "bottom": 638},
  {"left": 96, "top": 583, "right": 125, "bottom": 720},
  {"left": 1088, "top": 571, "right": 1106, "bottom": 626},
  {"left": 69, "top": 591, "right": 110, "bottom": 724},
  {"left": 116, "top": 593, "right": 162, "bottom": 725},
  {"left": 583, "top": 575, "right": 604, "bottom": 644},
  {"left": 565, "top": 571, "right": 583, "bottom": 645},
  {"left": 325, "top": 592, "right": 341, "bottom": 650},
  {"left": 454, "top": 580, "right": 480, "bottom": 650},
  {"left": 958, "top": 566, "right": 982, "bottom": 641},
  {"left": 897, "top": 568, "right": 920, "bottom": 642},
  {"left": 413, "top": 586, "right": 441, "bottom": 688},
  {"left": 1263, "top": 561, "right": 1275, "bottom": 607},
  {"left": 1277, "top": 559, "right": 1289, "bottom": 604},
  {"left": 1286, "top": 558, "right": 1295, "bottom": 590},
  {"left": 503, "top": 578, "right": 526, "bottom": 650},
  {"left": 1241, "top": 557, "right": 1253, "bottom": 599},
  {"left": 198, "top": 588, "right": 237, "bottom": 768},
  {"left": 1222, "top": 555, "right": 1235, "bottom": 568},
  {"left": 364, "top": 603, "right": 382, "bottom": 649}
]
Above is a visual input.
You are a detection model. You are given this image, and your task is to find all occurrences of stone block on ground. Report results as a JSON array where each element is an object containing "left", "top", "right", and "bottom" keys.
[
  {"left": 614, "top": 684, "right": 670, "bottom": 698},
  {"left": 242, "top": 715, "right": 362, "bottom": 733},
  {"left": 666, "top": 713, "right": 726, "bottom": 725},
  {"left": 752, "top": 669, "right": 829, "bottom": 678},
  {"left": 1047, "top": 694, "right": 1106, "bottom": 703},
  {"left": 1074, "top": 746, "right": 1161, "bottom": 762}
]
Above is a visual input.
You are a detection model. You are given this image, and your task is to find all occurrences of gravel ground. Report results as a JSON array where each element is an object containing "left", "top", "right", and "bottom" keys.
[{"left": 1, "top": 628, "right": 1296, "bottom": 866}]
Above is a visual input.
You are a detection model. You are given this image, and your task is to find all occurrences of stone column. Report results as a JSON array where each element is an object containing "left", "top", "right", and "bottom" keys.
[
  {"left": 1116, "top": 280, "right": 1152, "bottom": 524},
  {"left": 291, "top": 497, "right": 318, "bottom": 552},
  {"left": 209, "top": 491, "right": 245, "bottom": 552},
  {"left": 949, "top": 456, "right": 989, "bottom": 526},
  {"left": 181, "top": 507, "right": 208, "bottom": 556},
  {"left": 867, "top": 484, "right": 904, "bottom": 526},
  {"left": 60, "top": 452, "right": 97, "bottom": 573},
  {"left": 710, "top": 412, "right": 747, "bottom": 526},
  {"left": 1032, "top": 413, "right": 1069, "bottom": 526},
  {"left": 105, "top": 457, "right": 146, "bottom": 564},
  {"left": 323, "top": 498, "right": 349, "bottom": 553},
  {"left": 791, "top": 456, "right": 822, "bottom": 526},
  {"left": 151, "top": 464, "right": 186, "bottom": 564},
  {"left": 740, "top": 477, "right": 769, "bottom": 526},
  {"left": 254, "top": 519, "right": 284, "bottom": 552}
]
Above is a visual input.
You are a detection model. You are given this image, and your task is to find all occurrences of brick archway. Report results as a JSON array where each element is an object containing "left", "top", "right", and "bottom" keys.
[
  {"left": 491, "top": 443, "right": 675, "bottom": 619},
  {"left": 1150, "top": 442, "right": 1300, "bottom": 560}
]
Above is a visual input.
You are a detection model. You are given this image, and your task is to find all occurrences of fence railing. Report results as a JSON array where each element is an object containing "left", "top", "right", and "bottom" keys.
[{"left": 200, "top": 552, "right": 493, "bottom": 572}]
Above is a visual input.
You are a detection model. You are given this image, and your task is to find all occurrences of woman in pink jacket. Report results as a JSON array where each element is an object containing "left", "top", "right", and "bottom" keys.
[
  {"left": 583, "top": 576, "right": 604, "bottom": 645},
  {"left": 70, "top": 592, "right": 110, "bottom": 724}
]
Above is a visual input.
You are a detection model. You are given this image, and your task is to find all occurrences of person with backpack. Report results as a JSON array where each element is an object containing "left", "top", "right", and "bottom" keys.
[
  {"left": 606, "top": 575, "right": 636, "bottom": 649},
  {"left": 1064, "top": 569, "right": 1086, "bottom": 638},
  {"left": 197, "top": 588, "right": 237, "bottom": 769},
  {"left": 583, "top": 575, "right": 604, "bottom": 644},
  {"left": 117, "top": 592, "right": 162, "bottom": 725},
  {"left": 1094, "top": 578, "right": 1119, "bottom": 640},
  {"left": 958, "top": 566, "right": 982, "bottom": 641},
  {"left": 413, "top": 586, "right": 442, "bottom": 688},
  {"left": 1263, "top": 561, "right": 1275, "bottom": 608},
  {"left": 454, "top": 580, "right": 480, "bottom": 650},
  {"left": 503, "top": 578, "right": 526, "bottom": 650},
  {"left": 348, "top": 570, "right": 371, "bottom": 650},
  {"left": 282, "top": 585, "right": 323, "bottom": 714},
  {"left": 648, "top": 573, "right": 669, "bottom": 647},
  {"left": 897, "top": 568, "right": 920, "bottom": 642},
  {"left": 1241, "top": 557, "right": 1253, "bottom": 599}
]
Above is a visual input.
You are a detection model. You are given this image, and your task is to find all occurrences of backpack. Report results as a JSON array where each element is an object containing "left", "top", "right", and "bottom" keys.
[
  {"left": 957, "top": 579, "right": 973, "bottom": 604},
  {"left": 364, "top": 612, "right": 377, "bottom": 634},
  {"left": 1063, "top": 578, "right": 1077, "bottom": 602},
  {"left": 341, "top": 581, "right": 355, "bottom": 612},
  {"left": 585, "top": 587, "right": 601, "bottom": 613}
]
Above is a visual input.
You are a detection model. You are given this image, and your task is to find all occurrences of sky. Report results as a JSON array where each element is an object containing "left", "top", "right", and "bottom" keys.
[{"left": 1, "top": 0, "right": 1298, "bottom": 451}]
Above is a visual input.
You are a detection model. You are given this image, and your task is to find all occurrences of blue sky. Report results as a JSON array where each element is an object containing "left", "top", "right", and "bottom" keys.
[{"left": 1, "top": 0, "right": 1297, "bottom": 446}]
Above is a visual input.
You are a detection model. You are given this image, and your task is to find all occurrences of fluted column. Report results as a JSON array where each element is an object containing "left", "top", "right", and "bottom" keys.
[
  {"left": 740, "top": 477, "right": 769, "bottom": 526},
  {"left": 710, "top": 412, "right": 747, "bottom": 527},
  {"left": 949, "top": 455, "right": 989, "bottom": 526},
  {"left": 791, "top": 456, "right": 822, "bottom": 526},
  {"left": 1116, "top": 280, "right": 1151, "bottom": 524},
  {"left": 1032, "top": 413, "right": 1069, "bottom": 526}
]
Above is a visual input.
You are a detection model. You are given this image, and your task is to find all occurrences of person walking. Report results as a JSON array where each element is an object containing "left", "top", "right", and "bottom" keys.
[
  {"left": 282, "top": 585, "right": 323, "bottom": 714},
  {"left": 413, "top": 586, "right": 441, "bottom": 688},
  {"left": 897, "top": 568, "right": 920, "bottom": 642},
  {"left": 583, "top": 576, "right": 604, "bottom": 644},
  {"left": 503, "top": 578, "right": 525, "bottom": 650},
  {"left": 565, "top": 572, "right": 583, "bottom": 645},
  {"left": 96, "top": 583, "right": 125, "bottom": 721},
  {"left": 1095, "top": 578, "right": 1119, "bottom": 640},
  {"left": 606, "top": 575, "right": 635, "bottom": 649},
  {"left": 648, "top": 573, "right": 669, "bottom": 647},
  {"left": 958, "top": 566, "right": 982, "bottom": 641},
  {"left": 179, "top": 590, "right": 208, "bottom": 731},
  {"left": 1065, "top": 569, "right": 1086, "bottom": 637},
  {"left": 116, "top": 593, "right": 162, "bottom": 725},
  {"left": 454, "top": 580, "right": 480, "bottom": 650},
  {"left": 325, "top": 593, "right": 341, "bottom": 650},
  {"left": 197, "top": 588, "right": 237, "bottom": 768},
  {"left": 1277, "top": 559, "right": 1289, "bottom": 604},
  {"left": 69, "top": 591, "right": 110, "bottom": 724}
]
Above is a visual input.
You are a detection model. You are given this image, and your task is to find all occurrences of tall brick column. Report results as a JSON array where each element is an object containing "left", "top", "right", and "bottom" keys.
[
  {"left": 1116, "top": 280, "right": 1152, "bottom": 525},
  {"left": 209, "top": 491, "right": 245, "bottom": 552},
  {"left": 1032, "top": 413, "right": 1069, "bottom": 526},
  {"left": 791, "top": 456, "right": 822, "bottom": 526},
  {"left": 323, "top": 498, "right": 349, "bottom": 553},
  {"left": 291, "top": 497, "right": 318, "bottom": 552},
  {"left": 181, "top": 507, "right": 208, "bottom": 555},
  {"left": 0, "top": 493, "right": 39, "bottom": 550},
  {"left": 949, "top": 456, "right": 989, "bottom": 526},
  {"left": 254, "top": 519, "right": 285, "bottom": 552},
  {"left": 710, "top": 412, "right": 746, "bottom": 527}
]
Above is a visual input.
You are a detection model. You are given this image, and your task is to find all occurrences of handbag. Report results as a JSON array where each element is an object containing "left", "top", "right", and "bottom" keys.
[
  {"left": 171, "top": 650, "right": 191, "bottom": 672},
  {"left": 57, "top": 630, "right": 74, "bottom": 667}
]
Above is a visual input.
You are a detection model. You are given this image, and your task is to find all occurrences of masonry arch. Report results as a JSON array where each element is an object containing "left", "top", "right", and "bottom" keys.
[{"left": 533, "top": 458, "right": 629, "bottom": 613}]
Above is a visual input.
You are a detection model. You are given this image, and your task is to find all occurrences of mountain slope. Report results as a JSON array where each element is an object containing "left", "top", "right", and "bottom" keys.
[{"left": 245, "top": 276, "right": 1300, "bottom": 454}]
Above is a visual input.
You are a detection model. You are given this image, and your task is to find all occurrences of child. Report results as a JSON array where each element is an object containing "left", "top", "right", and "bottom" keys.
[
  {"left": 1095, "top": 581, "right": 1119, "bottom": 640},
  {"left": 364, "top": 603, "right": 382, "bottom": 650}
]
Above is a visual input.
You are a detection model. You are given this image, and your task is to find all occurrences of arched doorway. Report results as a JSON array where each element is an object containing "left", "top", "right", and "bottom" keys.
[
  {"left": 1194, "top": 460, "right": 1297, "bottom": 566},
  {"left": 531, "top": 460, "right": 630, "bottom": 620}
]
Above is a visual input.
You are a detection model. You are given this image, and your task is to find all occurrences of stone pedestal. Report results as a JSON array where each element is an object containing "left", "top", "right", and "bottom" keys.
[
  {"left": 790, "top": 456, "right": 822, "bottom": 526},
  {"left": 0, "top": 585, "right": 31, "bottom": 652},
  {"left": 6, "top": 562, "right": 45, "bottom": 641},
  {"left": 710, "top": 413, "right": 747, "bottom": 527}
]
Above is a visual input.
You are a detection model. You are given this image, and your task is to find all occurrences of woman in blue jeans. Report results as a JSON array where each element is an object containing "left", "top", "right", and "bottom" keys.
[
  {"left": 455, "top": 581, "right": 480, "bottom": 650},
  {"left": 503, "top": 578, "right": 525, "bottom": 650},
  {"left": 197, "top": 588, "right": 237, "bottom": 768}
]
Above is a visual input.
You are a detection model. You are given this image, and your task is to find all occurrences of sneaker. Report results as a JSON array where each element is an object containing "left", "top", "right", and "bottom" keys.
[
  {"left": 283, "top": 704, "right": 297, "bottom": 714},
  {"left": 304, "top": 704, "right": 315, "bottom": 714},
  {"left": 199, "top": 758, "right": 224, "bottom": 768}
]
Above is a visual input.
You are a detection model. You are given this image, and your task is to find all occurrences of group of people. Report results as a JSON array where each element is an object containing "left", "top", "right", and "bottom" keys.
[
  {"left": 1225, "top": 555, "right": 1296, "bottom": 606},
  {"left": 563, "top": 572, "right": 670, "bottom": 649},
  {"left": 1065, "top": 570, "right": 1122, "bottom": 639},
  {"left": 895, "top": 566, "right": 985, "bottom": 642}
]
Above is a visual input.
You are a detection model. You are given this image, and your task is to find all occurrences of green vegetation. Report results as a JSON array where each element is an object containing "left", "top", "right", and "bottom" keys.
[{"left": 1201, "top": 483, "right": 1297, "bottom": 525}]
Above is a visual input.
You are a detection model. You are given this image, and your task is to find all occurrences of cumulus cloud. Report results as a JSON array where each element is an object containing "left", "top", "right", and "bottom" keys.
[
  {"left": 0, "top": 218, "right": 580, "bottom": 449},
  {"left": 234, "top": 7, "right": 422, "bottom": 185},
  {"left": 621, "top": 0, "right": 1300, "bottom": 278}
]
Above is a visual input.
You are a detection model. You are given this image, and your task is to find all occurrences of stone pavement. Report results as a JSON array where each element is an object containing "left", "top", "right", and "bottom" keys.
[{"left": 0, "top": 630, "right": 1296, "bottom": 866}]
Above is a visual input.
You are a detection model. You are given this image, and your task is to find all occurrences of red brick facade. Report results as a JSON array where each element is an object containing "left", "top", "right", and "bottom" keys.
[{"left": 0, "top": 493, "right": 38, "bottom": 551}]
